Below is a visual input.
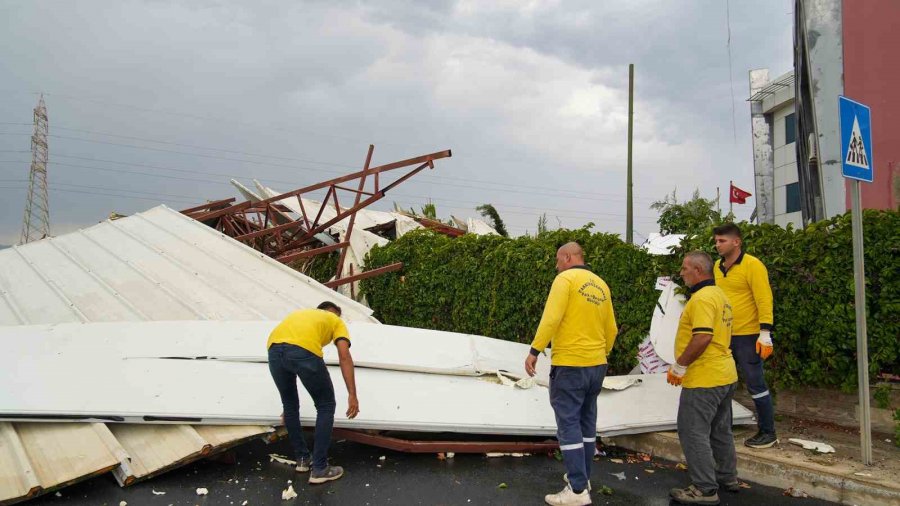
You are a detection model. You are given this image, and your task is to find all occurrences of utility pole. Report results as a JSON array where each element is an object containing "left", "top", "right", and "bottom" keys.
[
  {"left": 20, "top": 94, "right": 50, "bottom": 244},
  {"left": 626, "top": 64, "right": 634, "bottom": 244}
]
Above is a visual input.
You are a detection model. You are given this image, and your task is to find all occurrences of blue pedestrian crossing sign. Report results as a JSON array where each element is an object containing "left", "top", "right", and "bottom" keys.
[{"left": 839, "top": 96, "right": 873, "bottom": 183}]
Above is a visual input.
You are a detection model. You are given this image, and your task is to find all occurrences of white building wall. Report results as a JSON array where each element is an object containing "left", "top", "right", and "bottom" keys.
[{"left": 770, "top": 102, "right": 802, "bottom": 228}]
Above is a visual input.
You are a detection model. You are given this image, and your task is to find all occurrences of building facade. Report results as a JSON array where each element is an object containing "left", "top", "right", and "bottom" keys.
[
  {"left": 750, "top": 0, "right": 898, "bottom": 228},
  {"left": 748, "top": 71, "right": 802, "bottom": 228}
]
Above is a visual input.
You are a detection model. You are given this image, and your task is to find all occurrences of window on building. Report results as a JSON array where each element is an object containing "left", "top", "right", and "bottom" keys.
[
  {"left": 785, "top": 182, "right": 801, "bottom": 213},
  {"left": 785, "top": 113, "right": 796, "bottom": 145}
]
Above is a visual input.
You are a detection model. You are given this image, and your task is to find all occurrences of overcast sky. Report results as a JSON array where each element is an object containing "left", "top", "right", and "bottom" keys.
[{"left": 0, "top": 0, "right": 793, "bottom": 245}]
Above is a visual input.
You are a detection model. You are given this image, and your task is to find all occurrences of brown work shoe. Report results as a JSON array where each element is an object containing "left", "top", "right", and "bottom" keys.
[{"left": 669, "top": 484, "right": 720, "bottom": 504}]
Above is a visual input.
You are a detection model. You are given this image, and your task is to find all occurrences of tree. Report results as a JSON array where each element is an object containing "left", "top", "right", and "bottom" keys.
[
  {"left": 421, "top": 202, "right": 437, "bottom": 220},
  {"left": 650, "top": 189, "right": 726, "bottom": 236},
  {"left": 537, "top": 213, "right": 549, "bottom": 234},
  {"left": 476, "top": 203, "right": 509, "bottom": 237}
]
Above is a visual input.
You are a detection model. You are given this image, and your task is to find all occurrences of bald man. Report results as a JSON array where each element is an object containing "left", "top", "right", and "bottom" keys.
[
  {"left": 526, "top": 242, "right": 618, "bottom": 506},
  {"left": 666, "top": 251, "right": 738, "bottom": 504}
]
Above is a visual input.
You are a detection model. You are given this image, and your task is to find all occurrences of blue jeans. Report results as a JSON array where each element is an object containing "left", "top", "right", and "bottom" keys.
[
  {"left": 549, "top": 364, "right": 607, "bottom": 493},
  {"left": 730, "top": 334, "right": 775, "bottom": 434},
  {"left": 268, "top": 343, "right": 336, "bottom": 471}
]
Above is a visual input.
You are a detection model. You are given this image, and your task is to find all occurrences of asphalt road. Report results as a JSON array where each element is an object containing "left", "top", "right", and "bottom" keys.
[{"left": 31, "top": 437, "right": 839, "bottom": 506}]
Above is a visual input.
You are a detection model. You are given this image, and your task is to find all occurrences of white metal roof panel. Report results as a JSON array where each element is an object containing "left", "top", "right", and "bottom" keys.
[{"left": 0, "top": 205, "right": 376, "bottom": 326}]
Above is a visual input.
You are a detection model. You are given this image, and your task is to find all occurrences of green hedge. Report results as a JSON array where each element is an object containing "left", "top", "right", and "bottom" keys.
[{"left": 360, "top": 210, "right": 899, "bottom": 389}]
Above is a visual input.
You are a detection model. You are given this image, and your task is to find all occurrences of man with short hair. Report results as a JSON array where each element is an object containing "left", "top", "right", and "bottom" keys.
[
  {"left": 267, "top": 301, "right": 359, "bottom": 484},
  {"left": 712, "top": 222, "right": 777, "bottom": 449},
  {"left": 525, "top": 242, "right": 618, "bottom": 506},
  {"left": 667, "top": 251, "right": 739, "bottom": 505}
]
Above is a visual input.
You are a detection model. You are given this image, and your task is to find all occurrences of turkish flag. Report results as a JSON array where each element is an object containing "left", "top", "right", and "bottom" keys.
[{"left": 730, "top": 184, "right": 752, "bottom": 204}]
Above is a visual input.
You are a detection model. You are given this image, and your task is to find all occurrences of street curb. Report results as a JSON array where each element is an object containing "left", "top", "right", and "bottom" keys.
[{"left": 607, "top": 432, "right": 900, "bottom": 506}]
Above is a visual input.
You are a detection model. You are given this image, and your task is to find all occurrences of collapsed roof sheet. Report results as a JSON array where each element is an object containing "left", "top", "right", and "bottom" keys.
[
  {"left": 0, "top": 205, "right": 373, "bottom": 504},
  {"left": 0, "top": 321, "right": 754, "bottom": 435}
]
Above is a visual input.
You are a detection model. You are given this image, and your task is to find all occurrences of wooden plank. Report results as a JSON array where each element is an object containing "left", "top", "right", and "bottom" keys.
[
  {"left": 107, "top": 424, "right": 209, "bottom": 484},
  {"left": 13, "top": 423, "right": 120, "bottom": 497},
  {"left": 0, "top": 423, "right": 40, "bottom": 505}
]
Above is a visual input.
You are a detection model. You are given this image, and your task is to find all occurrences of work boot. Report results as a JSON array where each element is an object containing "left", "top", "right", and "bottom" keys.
[
  {"left": 669, "top": 484, "right": 720, "bottom": 505},
  {"left": 308, "top": 465, "right": 344, "bottom": 484},
  {"left": 744, "top": 431, "right": 778, "bottom": 449},
  {"left": 563, "top": 473, "right": 592, "bottom": 491},
  {"left": 718, "top": 479, "right": 742, "bottom": 493},
  {"left": 294, "top": 457, "right": 311, "bottom": 473},
  {"left": 544, "top": 484, "right": 591, "bottom": 506}
]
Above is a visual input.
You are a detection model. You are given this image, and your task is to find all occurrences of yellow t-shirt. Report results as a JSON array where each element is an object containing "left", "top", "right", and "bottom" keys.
[
  {"left": 266, "top": 308, "right": 350, "bottom": 357},
  {"left": 714, "top": 252, "right": 774, "bottom": 336},
  {"left": 530, "top": 266, "right": 618, "bottom": 367},
  {"left": 674, "top": 281, "right": 738, "bottom": 388}
]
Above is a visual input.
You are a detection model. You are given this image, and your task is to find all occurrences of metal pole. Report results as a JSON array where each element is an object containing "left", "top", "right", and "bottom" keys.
[
  {"left": 850, "top": 179, "right": 872, "bottom": 465},
  {"left": 716, "top": 187, "right": 721, "bottom": 214},
  {"left": 626, "top": 63, "right": 634, "bottom": 244},
  {"left": 729, "top": 180, "right": 733, "bottom": 216}
]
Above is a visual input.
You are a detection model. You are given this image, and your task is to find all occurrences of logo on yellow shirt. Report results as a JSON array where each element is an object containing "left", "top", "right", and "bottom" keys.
[{"left": 578, "top": 280, "right": 608, "bottom": 306}]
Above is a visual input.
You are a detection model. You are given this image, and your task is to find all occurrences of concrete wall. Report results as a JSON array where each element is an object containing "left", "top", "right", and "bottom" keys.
[{"left": 842, "top": 0, "right": 900, "bottom": 210}]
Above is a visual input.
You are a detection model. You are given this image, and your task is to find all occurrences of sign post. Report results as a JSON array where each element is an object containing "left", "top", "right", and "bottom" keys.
[{"left": 838, "top": 96, "right": 873, "bottom": 465}]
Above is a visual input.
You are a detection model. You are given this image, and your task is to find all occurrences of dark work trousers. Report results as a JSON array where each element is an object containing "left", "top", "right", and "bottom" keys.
[
  {"left": 730, "top": 334, "right": 775, "bottom": 433},
  {"left": 677, "top": 383, "right": 738, "bottom": 493},
  {"left": 268, "top": 343, "right": 336, "bottom": 472},
  {"left": 548, "top": 364, "right": 607, "bottom": 493}
]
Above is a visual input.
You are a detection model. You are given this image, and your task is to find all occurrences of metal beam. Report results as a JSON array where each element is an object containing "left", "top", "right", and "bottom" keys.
[
  {"left": 331, "top": 429, "right": 561, "bottom": 454},
  {"left": 276, "top": 242, "right": 349, "bottom": 264},
  {"left": 324, "top": 262, "right": 403, "bottom": 288}
]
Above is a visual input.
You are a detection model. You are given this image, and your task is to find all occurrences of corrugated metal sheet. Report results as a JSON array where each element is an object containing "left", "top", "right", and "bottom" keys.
[{"left": 0, "top": 205, "right": 375, "bottom": 504}]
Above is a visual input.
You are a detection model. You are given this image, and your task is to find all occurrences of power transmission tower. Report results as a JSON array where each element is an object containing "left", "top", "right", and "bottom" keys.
[{"left": 20, "top": 94, "right": 50, "bottom": 244}]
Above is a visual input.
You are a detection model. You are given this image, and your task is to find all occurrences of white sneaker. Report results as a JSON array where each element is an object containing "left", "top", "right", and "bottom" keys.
[{"left": 545, "top": 484, "right": 592, "bottom": 506}]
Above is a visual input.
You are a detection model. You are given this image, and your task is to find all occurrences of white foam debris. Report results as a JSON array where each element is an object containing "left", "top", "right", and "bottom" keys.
[
  {"left": 152, "top": 490, "right": 166, "bottom": 495},
  {"left": 281, "top": 485, "right": 297, "bottom": 500},
  {"left": 269, "top": 454, "right": 297, "bottom": 466},
  {"left": 196, "top": 487, "right": 209, "bottom": 496},
  {"left": 788, "top": 438, "right": 836, "bottom": 454}
]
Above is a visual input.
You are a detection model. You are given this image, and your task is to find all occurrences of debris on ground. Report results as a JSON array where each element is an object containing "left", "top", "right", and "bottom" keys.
[
  {"left": 853, "top": 472, "right": 873, "bottom": 477},
  {"left": 609, "top": 472, "right": 626, "bottom": 481},
  {"left": 644, "top": 469, "right": 655, "bottom": 474},
  {"left": 196, "top": 488, "right": 209, "bottom": 496},
  {"left": 446, "top": 452, "right": 455, "bottom": 459},
  {"left": 781, "top": 487, "right": 809, "bottom": 498},
  {"left": 552, "top": 450, "right": 563, "bottom": 462},
  {"left": 269, "top": 454, "right": 297, "bottom": 466},
  {"left": 598, "top": 485, "right": 614, "bottom": 496},
  {"left": 783, "top": 487, "right": 809, "bottom": 498},
  {"left": 485, "top": 452, "right": 528, "bottom": 457},
  {"left": 437, "top": 452, "right": 446, "bottom": 460},
  {"left": 119, "top": 502, "right": 127, "bottom": 506},
  {"left": 242, "top": 501, "right": 248, "bottom": 506},
  {"left": 609, "top": 458, "right": 624, "bottom": 464},
  {"left": 739, "top": 481, "right": 751, "bottom": 489},
  {"left": 675, "top": 463, "right": 688, "bottom": 471},
  {"left": 497, "top": 483, "right": 508, "bottom": 489},
  {"left": 281, "top": 485, "right": 297, "bottom": 500},
  {"left": 151, "top": 489, "right": 166, "bottom": 495},
  {"left": 788, "top": 438, "right": 836, "bottom": 454},
  {"left": 378, "top": 456, "right": 386, "bottom": 461}
]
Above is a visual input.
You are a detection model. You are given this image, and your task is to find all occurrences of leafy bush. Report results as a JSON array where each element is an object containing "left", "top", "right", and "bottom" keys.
[{"left": 361, "top": 210, "right": 899, "bottom": 388}]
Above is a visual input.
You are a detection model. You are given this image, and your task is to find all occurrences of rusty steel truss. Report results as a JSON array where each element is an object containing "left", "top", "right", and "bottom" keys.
[{"left": 182, "top": 146, "right": 451, "bottom": 288}]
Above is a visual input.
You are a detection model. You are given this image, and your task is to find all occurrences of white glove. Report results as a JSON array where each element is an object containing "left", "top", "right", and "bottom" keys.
[
  {"left": 759, "top": 330, "right": 773, "bottom": 346},
  {"left": 667, "top": 362, "right": 687, "bottom": 386}
]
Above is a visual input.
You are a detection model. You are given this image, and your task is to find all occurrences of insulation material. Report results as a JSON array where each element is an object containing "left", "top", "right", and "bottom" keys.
[
  {"left": 637, "top": 336, "right": 669, "bottom": 374},
  {"left": 648, "top": 282, "right": 685, "bottom": 365}
]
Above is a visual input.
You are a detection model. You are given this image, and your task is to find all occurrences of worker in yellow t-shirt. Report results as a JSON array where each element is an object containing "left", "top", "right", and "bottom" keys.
[
  {"left": 713, "top": 222, "right": 777, "bottom": 449},
  {"left": 267, "top": 301, "right": 358, "bottom": 485},
  {"left": 667, "top": 251, "right": 739, "bottom": 505},
  {"left": 525, "top": 242, "right": 618, "bottom": 506}
]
